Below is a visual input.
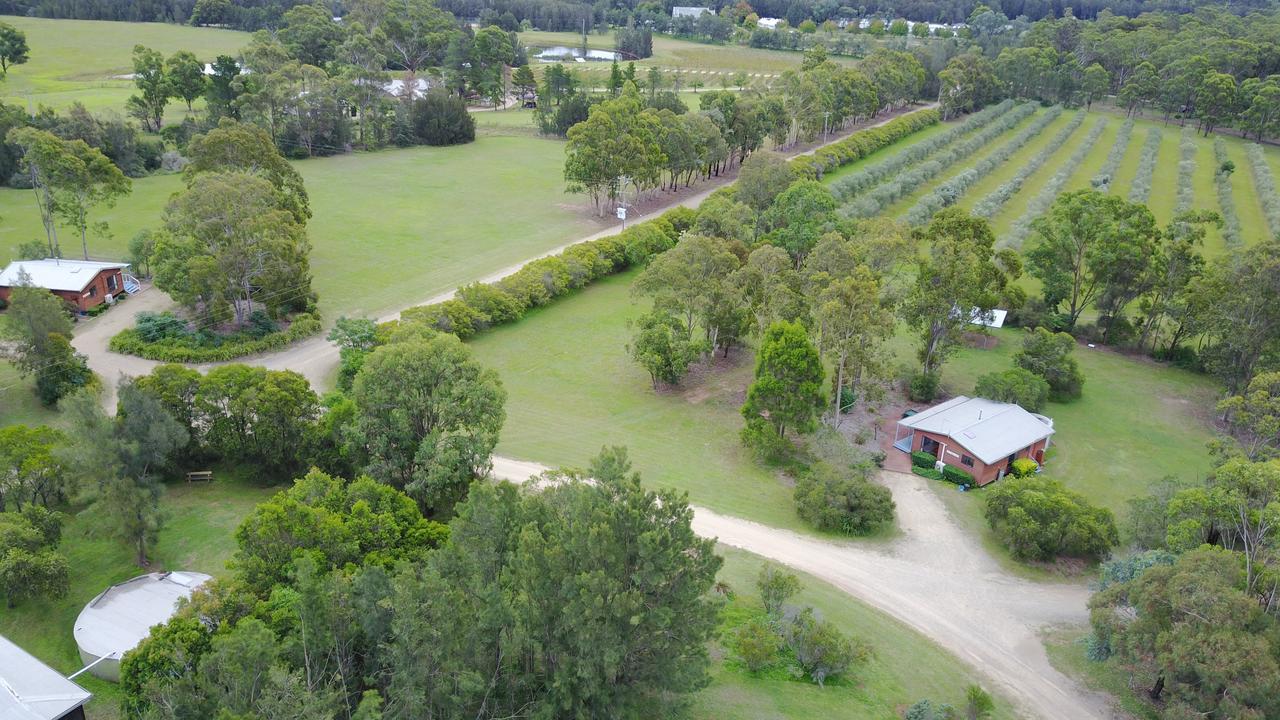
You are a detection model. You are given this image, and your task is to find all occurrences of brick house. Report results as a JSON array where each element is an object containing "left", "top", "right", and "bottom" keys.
[
  {"left": 0, "top": 259, "right": 134, "bottom": 313},
  {"left": 893, "top": 396, "right": 1054, "bottom": 486}
]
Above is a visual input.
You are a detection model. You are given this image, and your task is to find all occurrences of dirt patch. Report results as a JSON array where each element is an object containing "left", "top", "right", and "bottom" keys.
[{"left": 963, "top": 331, "right": 1000, "bottom": 350}]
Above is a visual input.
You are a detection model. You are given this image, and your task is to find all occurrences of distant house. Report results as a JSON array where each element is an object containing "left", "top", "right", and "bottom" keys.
[
  {"left": 893, "top": 396, "right": 1054, "bottom": 485},
  {"left": 757, "top": 16, "right": 783, "bottom": 29},
  {"left": 0, "top": 634, "right": 91, "bottom": 720},
  {"left": 672, "top": 5, "right": 712, "bottom": 17},
  {"left": 0, "top": 259, "right": 136, "bottom": 312}
]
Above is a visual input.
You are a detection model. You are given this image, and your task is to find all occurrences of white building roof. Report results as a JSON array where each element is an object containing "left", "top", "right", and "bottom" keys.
[
  {"left": 969, "top": 307, "right": 1007, "bottom": 328},
  {"left": 0, "top": 259, "right": 128, "bottom": 293},
  {"left": 673, "top": 5, "right": 712, "bottom": 16},
  {"left": 73, "top": 572, "right": 212, "bottom": 664},
  {"left": 757, "top": 17, "right": 782, "bottom": 28},
  {"left": 899, "top": 396, "right": 1054, "bottom": 465},
  {"left": 0, "top": 635, "right": 90, "bottom": 720}
]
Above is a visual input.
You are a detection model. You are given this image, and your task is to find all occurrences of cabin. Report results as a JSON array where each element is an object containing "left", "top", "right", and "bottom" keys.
[
  {"left": 893, "top": 396, "right": 1054, "bottom": 486},
  {"left": 0, "top": 634, "right": 91, "bottom": 720},
  {"left": 0, "top": 259, "right": 136, "bottom": 313}
]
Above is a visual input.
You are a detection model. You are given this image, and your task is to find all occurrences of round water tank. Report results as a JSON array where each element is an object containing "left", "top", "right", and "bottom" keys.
[{"left": 73, "top": 571, "right": 212, "bottom": 681}]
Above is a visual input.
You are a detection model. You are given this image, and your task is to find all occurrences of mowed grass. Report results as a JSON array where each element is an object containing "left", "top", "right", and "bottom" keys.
[
  {"left": 467, "top": 270, "right": 808, "bottom": 531},
  {"left": 0, "top": 16, "right": 249, "bottom": 115},
  {"left": 694, "top": 548, "right": 1017, "bottom": 720},
  {"left": 0, "top": 469, "right": 283, "bottom": 720},
  {"left": 952, "top": 109, "right": 1078, "bottom": 216},
  {"left": 0, "top": 359, "right": 58, "bottom": 428},
  {"left": 520, "top": 30, "right": 862, "bottom": 74},
  {"left": 819, "top": 117, "right": 951, "bottom": 186},
  {"left": 0, "top": 135, "right": 600, "bottom": 320}
]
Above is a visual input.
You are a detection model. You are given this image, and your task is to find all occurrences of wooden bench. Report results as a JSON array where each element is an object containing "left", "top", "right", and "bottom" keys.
[{"left": 186, "top": 470, "right": 214, "bottom": 483}]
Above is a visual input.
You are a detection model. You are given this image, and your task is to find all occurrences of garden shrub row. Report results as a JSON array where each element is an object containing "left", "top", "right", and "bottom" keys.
[
  {"left": 1246, "top": 142, "right": 1280, "bottom": 238},
  {"left": 972, "top": 110, "right": 1085, "bottom": 218},
  {"left": 1126, "top": 126, "right": 1163, "bottom": 204},
  {"left": 1212, "top": 138, "right": 1243, "bottom": 248},
  {"left": 827, "top": 99, "right": 1016, "bottom": 202},
  {"left": 910, "top": 450, "right": 936, "bottom": 468},
  {"left": 1175, "top": 126, "right": 1197, "bottom": 214},
  {"left": 911, "top": 466, "right": 944, "bottom": 480},
  {"left": 109, "top": 312, "right": 323, "bottom": 362},
  {"left": 1006, "top": 117, "right": 1108, "bottom": 249},
  {"left": 790, "top": 108, "right": 941, "bottom": 180},
  {"left": 386, "top": 207, "right": 696, "bottom": 340},
  {"left": 905, "top": 105, "right": 1064, "bottom": 225},
  {"left": 843, "top": 102, "right": 1037, "bottom": 219},
  {"left": 1090, "top": 117, "right": 1134, "bottom": 191},
  {"left": 941, "top": 465, "right": 974, "bottom": 485}
]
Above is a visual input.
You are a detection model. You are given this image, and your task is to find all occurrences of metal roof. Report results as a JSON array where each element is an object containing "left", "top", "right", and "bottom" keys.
[
  {"left": 898, "top": 396, "right": 1054, "bottom": 465},
  {"left": 0, "top": 635, "right": 90, "bottom": 720},
  {"left": 73, "top": 572, "right": 211, "bottom": 664},
  {"left": 0, "top": 259, "right": 128, "bottom": 293}
]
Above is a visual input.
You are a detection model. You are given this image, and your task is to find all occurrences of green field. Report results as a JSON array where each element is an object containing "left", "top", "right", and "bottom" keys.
[
  {"left": 0, "top": 467, "right": 283, "bottom": 719},
  {"left": 0, "top": 135, "right": 599, "bottom": 320},
  {"left": 0, "top": 16, "right": 248, "bottom": 116},
  {"left": 697, "top": 548, "right": 1017, "bottom": 720}
]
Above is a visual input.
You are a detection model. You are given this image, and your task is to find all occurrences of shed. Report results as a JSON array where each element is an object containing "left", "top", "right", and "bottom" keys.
[
  {"left": 0, "top": 635, "right": 91, "bottom": 720},
  {"left": 0, "top": 259, "right": 136, "bottom": 312},
  {"left": 672, "top": 5, "right": 712, "bottom": 17},
  {"left": 893, "top": 396, "right": 1054, "bottom": 485},
  {"left": 72, "top": 571, "right": 212, "bottom": 682}
]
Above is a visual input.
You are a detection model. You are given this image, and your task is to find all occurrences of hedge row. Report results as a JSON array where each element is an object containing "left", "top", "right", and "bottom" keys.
[
  {"left": 1006, "top": 117, "right": 1108, "bottom": 249},
  {"left": 910, "top": 450, "right": 936, "bottom": 468},
  {"left": 1126, "top": 126, "right": 1163, "bottom": 205},
  {"left": 905, "top": 105, "right": 1064, "bottom": 225},
  {"left": 790, "top": 108, "right": 941, "bottom": 180},
  {"left": 1175, "top": 126, "right": 1197, "bottom": 215},
  {"left": 388, "top": 207, "right": 697, "bottom": 339},
  {"left": 1091, "top": 117, "right": 1135, "bottom": 192},
  {"left": 972, "top": 110, "right": 1085, "bottom": 219},
  {"left": 1212, "top": 138, "right": 1243, "bottom": 249},
  {"left": 828, "top": 99, "right": 1016, "bottom": 202},
  {"left": 843, "top": 102, "right": 1037, "bottom": 219},
  {"left": 109, "top": 312, "right": 323, "bottom": 362},
  {"left": 1246, "top": 142, "right": 1280, "bottom": 238},
  {"left": 911, "top": 466, "right": 944, "bottom": 481}
]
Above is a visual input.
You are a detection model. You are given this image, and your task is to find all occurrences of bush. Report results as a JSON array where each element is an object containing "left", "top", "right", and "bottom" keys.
[
  {"left": 974, "top": 367, "right": 1050, "bottom": 412},
  {"left": 740, "top": 416, "right": 794, "bottom": 465},
  {"left": 911, "top": 466, "right": 944, "bottom": 480},
  {"left": 790, "top": 107, "right": 940, "bottom": 180},
  {"left": 941, "top": 465, "right": 972, "bottom": 485},
  {"left": 1006, "top": 117, "right": 1107, "bottom": 249},
  {"left": 1010, "top": 457, "right": 1038, "bottom": 478},
  {"left": 410, "top": 93, "right": 475, "bottom": 146},
  {"left": 1014, "top": 327, "right": 1084, "bottom": 401},
  {"left": 910, "top": 450, "right": 936, "bottom": 468},
  {"left": 109, "top": 313, "right": 322, "bottom": 362},
  {"left": 782, "top": 607, "right": 871, "bottom": 686},
  {"left": 730, "top": 617, "right": 782, "bottom": 673},
  {"left": 793, "top": 461, "right": 895, "bottom": 535},
  {"left": 135, "top": 311, "right": 190, "bottom": 342},
  {"left": 983, "top": 476, "right": 1118, "bottom": 562},
  {"left": 908, "top": 371, "right": 939, "bottom": 402}
]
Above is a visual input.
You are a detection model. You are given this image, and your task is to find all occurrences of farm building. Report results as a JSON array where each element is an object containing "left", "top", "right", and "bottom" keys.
[
  {"left": 672, "top": 5, "right": 712, "bottom": 17},
  {"left": 0, "top": 634, "right": 91, "bottom": 720},
  {"left": 73, "top": 571, "right": 212, "bottom": 682},
  {"left": 0, "top": 259, "right": 137, "bottom": 312},
  {"left": 894, "top": 396, "right": 1054, "bottom": 486}
]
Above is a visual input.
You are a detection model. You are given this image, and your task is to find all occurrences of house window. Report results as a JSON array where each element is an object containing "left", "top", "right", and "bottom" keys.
[
  {"left": 961, "top": 455, "right": 974, "bottom": 467},
  {"left": 86, "top": 286, "right": 97, "bottom": 298},
  {"left": 920, "top": 436, "right": 940, "bottom": 456},
  {"left": 107, "top": 274, "right": 118, "bottom": 291}
]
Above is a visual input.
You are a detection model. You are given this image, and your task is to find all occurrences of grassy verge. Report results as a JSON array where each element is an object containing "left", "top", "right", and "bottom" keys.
[
  {"left": 0, "top": 359, "right": 58, "bottom": 428},
  {"left": 695, "top": 548, "right": 1019, "bottom": 720},
  {"left": 1044, "top": 628, "right": 1153, "bottom": 720},
  {"left": 0, "top": 466, "right": 284, "bottom": 719}
]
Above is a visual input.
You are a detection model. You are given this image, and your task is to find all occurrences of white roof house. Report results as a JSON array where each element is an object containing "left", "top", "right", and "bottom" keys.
[
  {"left": 897, "top": 396, "right": 1053, "bottom": 465},
  {"left": 672, "top": 5, "right": 712, "bottom": 17},
  {"left": 757, "top": 17, "right": 783, "bottom": 29},
  {"left": 73, "top": 571, "right": 212, "bottom": 682},
  {"left": 0, "top": 635, "right": 91, "bottom": 720},
  {"left": 0, "top": 259, "right": 129, "bottom": 294}
]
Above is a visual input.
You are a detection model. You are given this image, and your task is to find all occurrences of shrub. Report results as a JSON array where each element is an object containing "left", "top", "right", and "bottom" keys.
[
  {"left": 1010, "top": 457, "right": 1038, "bottom": 478},
  {"left": 1126, "top": 126, "right": 1162, "bottom": 205},
  {"left": 1006, "top": 117, "right": 1107, "bottom": 249},
  {"left": 782, "top": 607, "right": 871, "bottom": 686},
  {"left": 983, "top": 475, "right": 1118, "bottom": 562},
  {"left": 410, "top": 93, "right": 475, "bottom": 146},
  {"left": 793, "top": 461, "right": 895, "bottom": 535},
  {"left": 911, "top": 466, "right": 944, "bottom": 480},
  {"left": 135, "top": 311, "right": 190, "bottom": 342},
  {"left": 790, "top": 107, "right": 940, "bottom": 180},
  {"left": 1089, "top": 118, "right": 1134, "bottom": 192},
  {"left": 757, "top": 564, "right": 801, "bottom": 617},
  {"left": 109, "top": 313, "right": 322, "bottom": 362},
  {"left": 1175, "top": 125, "right": 1196, "bottom": 214},
  {"left": 730, "top": 617, "right": 782, "bottom": 673},
  {"left": 941, "top": 465, "right": 973, "bottom": 485},
  {"left": 973, "top": 110, "right": 1085, "bottom": 218},
  {"left": 1014, "top": 327, "right": 1084, "bottom": 401},
  {"left": 740, "top": 416, "right": 794, "bottom": 465},
  {"left": 974, "top": 367, "right": 1050, "bottom": 412},
  {"left": 908, "top": 370, "right": 939, "bottom": 402},
  {"left": 1212, "top": 138, "right": 1243, "bottom": 249},
  {"left": 1247, "top": 142, "right": 1280, "bottom": 238},
  {"left": 911, "top": 450, "right": 937, "bottom": 468}
]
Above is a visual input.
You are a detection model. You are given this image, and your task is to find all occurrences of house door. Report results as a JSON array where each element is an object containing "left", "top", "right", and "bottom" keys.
[
  {"left": 1005, "top": 453, "right": 1016, "bottom": 474},
  {"left": 921, "top": 436, "right": 940, "bottom": 457}
]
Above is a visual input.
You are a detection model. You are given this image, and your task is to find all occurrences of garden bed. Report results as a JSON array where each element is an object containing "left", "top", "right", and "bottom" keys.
[{"left": 108, "top": 310, "right": 322, "bottom": 362}]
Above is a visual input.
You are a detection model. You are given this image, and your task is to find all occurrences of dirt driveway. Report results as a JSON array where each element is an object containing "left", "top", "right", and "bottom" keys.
[{"left": 489, "top": 457, "right": 1122, "bottom": 720}]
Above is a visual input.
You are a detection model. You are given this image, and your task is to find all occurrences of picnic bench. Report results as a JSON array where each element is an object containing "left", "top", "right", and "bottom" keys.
[{"left": 186, "top": 470, "right": 214, "bottom": 483}]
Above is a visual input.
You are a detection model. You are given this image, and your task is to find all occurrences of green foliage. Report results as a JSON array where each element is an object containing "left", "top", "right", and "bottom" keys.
[
  {"left": 984, "top": 476, "right": 1118, "bottom": 562},
  {"left": 1010, "top": 457, "right": 1038, "bottom": 478},
  {"left": 742, "top": 320, "right": 825, "bottom": 438},
  {"left": 911, "top": 450, "right": 937, "bottom": 469},
  {"left": 0, "top": 507, "right": 68, "bottom": 608},
  {"left": 628, "top": 309, "right": 706, "bottom": 387},
  {"left": 1218, "top": 371, "right": 1280, "bottom": 460},
  {"left": 757, "top": 563, "right": 801, "bottom": 617},
  {"left": 0, "top": 425, "right": 67, "bottom": 511},
  {"left": 912, "top": 466, "right": 945, "bottom": 481},
  {"left": 730, "top": 616, "right": 782, "bottom": 673},
  {"left": 941, "top": 465, "right": 974, "bottom": 486},
  {"left": 1014, "top": 327, "right": 1084, "bottom": 401},
  {"left": 109, "top": 312, "right": 322, "bottom": 362},
  {"left": 789, "top": 107, "right": 938, "bottom": 180},
  {"left": 409, "top": 93, "right": 476, "bottom": 146},
  {"left": 739, "top": 416, "right": 796, "bottom": 464},
  {"left": 908, "top": 370, "right": 940, "bottom": 402},
  {"left": 1007, "top": 119, "right": 1110, "bottom": 250},
  {"left": 793, "top": 461, "right": 895, "bottom": 534},
  {"left": 783, "top": 606, "right": 872, "bottom": 687},
  {"left": 974, "top": 367, "right": 1050, "bottom": 412}
]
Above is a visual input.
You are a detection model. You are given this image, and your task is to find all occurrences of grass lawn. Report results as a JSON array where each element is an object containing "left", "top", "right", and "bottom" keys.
[
  {"left": 0, "top": 16, "right": 248, "bottom": 116},
  {"left": 0, "top": 135, "right": 599, "bottom": 321},
  {"left": 0, "top": 359, "right": 58, "bottom": 428},
  {"left": 520, "top": 30, "right": 862, "bottom": 74},
  {"left": 1044, "top": 628, "right": 1157, "bottom": 720},
  {"left": 0, "top": 467, "right": 283, "bottom": 719},
  {"left": 467, "top": 270, "right": 809, "bottom": 531},
  {"left": 952, "top": 109, "right": 1078, "bottom": 216},
  {"left": 694, "top": 547, "right": 1018, "bottom": 720}
]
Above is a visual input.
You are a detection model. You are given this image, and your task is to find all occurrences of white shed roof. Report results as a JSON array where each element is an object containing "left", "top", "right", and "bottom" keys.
[
  {"left": 672, "top": 5, "right": 712, "bottom": 16},
  {"left": 73, "top": 572, "right": 212, "bottom": 663},
  {"left": 0, "top": 635, "right": 90, "bottom": 720},
  {"left": 0, "top": 259, "right": 128, "bottom": 293},
  {"left": 899, "top": 396, "right": 1053, "bottom": 464}
]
